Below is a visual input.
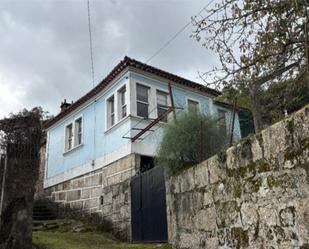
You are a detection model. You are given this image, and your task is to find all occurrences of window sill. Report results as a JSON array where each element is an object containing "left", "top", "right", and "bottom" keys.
[
  {"left": 105, "top": 115, "right": 130, "bottom": 134},
  {"left": 63, "top": 143, "right": 83, "bottom": 156}
]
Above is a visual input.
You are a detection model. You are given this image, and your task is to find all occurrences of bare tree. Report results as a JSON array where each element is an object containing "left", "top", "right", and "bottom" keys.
[{"left": 192, "top": 0, "right": 308, "bottom": 131}]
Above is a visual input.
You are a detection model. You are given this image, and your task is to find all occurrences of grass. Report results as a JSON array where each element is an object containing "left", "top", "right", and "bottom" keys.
[{"left": 32, "top": 220, "right": 172, "bottom": 249}]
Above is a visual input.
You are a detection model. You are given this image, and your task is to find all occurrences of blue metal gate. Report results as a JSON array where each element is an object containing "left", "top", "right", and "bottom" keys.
[{"left": 131, "top": 166, "right": 168, "bottom": 243}]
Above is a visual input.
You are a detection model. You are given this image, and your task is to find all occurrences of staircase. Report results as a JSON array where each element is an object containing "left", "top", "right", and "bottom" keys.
[{"left": 32, "top": 201, "right": 58, "bottom": 231}]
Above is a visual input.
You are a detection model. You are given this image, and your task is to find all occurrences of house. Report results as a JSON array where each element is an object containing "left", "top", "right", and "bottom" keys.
[{"left": 42, "top": 56, "right": 242, "bottom": 241}]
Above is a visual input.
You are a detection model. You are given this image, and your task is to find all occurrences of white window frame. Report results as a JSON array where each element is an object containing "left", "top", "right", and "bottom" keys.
[
  {"left": 64, "top": 115, "right": 84, "bottom": 154},
  {"left": 136, "top": 83, "right": 150, "bottom": 119},
  {"left": 156, "top": 90, "right": 169, "bottom": 121},
  {"left": 186, "top": 97, "right": 200, "bottom": 112},
  {"left": 64, "top": 122, "right": 73, "bottom": 152},
  {"left": 217, "top": 108, "right": 228, "bottom": 134},
  {"left": 74, "top": 116, "right": 83, "bottom": 147},
  {"left": 118, "top": 85, "right": 127, "bottom": 121},
  {"left": 106, "top": 94, "right": 115, "bottom": 129}
]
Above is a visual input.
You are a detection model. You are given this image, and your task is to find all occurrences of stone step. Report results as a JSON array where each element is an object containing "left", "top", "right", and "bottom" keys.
[
  {"left": 33, "top": 215, "right": 56, "bottom": 221},
  {"left": 33, "top": 201, "right": 56, "bottom": 221},
  {"left": 32, "top": 220, "right": 59, "bottom": 231}
]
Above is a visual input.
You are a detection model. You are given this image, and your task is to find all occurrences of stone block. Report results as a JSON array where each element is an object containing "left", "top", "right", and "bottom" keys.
[
  {"left": 259, "top": 205, "right": 278, "bottom": 226},
  {"left": 296, "top": 198, "right": 309, "bottom": 244},
  {"left": 180, "top": 167, "right": 195, "bottom": 192},
  {"left": 63, "top": 181, "right": 71, "bottom": 190},
  {"left": 194, "top": 161, "right": 208, "bottom": 188},
  {"left": 84, "top": 198, "right": 99, "bottom": 209},
  {"left": 72, "top": 178, "right": 85, "bottom": 189},
  {"left": 58, "top": 192, "right": 66, "bottom": 201},
  {"left": 208, "top": 155, "right": 226, "bottom": 184},
  {"left": 226, "top": 146, "right": 239, "bottom": 169},
  {"left": 203, "top": 191, "right": 213, "bottom": 207},
  {"left": 66, "top": 190, "right": 81, "bottom": 201},
  {"left": 279, "top": 206, "right": 296, "bottom": 227},
  {"left": 81, "top": 189, "right": 90, "bottom": 199},
  {"left": 90, "top": 187, "right": 102, "bottom": 198},
  {"left": 85, "top": 176, "right": 92, "bottom": 187},
  {"left": 70, "top": 200, "right": 83, "bottom": 210},
  {"left": 101, "top": 204, "right": 113, "bottom": 215},
  {"left": 240, "top": 202, "right": 258, "bottom": 229},
  {"left": 194, "top": 207, "right": 217, "bottom": 231}
]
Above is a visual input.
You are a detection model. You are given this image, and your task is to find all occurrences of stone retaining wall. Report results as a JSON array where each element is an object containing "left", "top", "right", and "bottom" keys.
[
  {"left": 44, "top": 153, "right": 139, "bottom": 240},
  {"left": 166, "top": 105, "right": 309, "bottom": 249}
]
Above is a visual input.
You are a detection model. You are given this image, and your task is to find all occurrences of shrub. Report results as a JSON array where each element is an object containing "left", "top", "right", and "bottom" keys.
[{"left": 155, "top": 111, "right": 229, "bottom": 175}]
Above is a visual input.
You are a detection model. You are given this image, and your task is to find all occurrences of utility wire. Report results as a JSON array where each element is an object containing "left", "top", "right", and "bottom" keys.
[
  {"left": 145, "top": 0, "right": 215, "bottom": 64},
  {"left": 87, "top": 0, "right": 95, "bottom": 87}
]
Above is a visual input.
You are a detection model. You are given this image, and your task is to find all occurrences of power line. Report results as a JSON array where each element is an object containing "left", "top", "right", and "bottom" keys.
[
  {"left": 87, "top": 0, "right": 95, "bottom": 87},
  {"left": 145, "top": 0, "right": 215, "bottom": 64}
]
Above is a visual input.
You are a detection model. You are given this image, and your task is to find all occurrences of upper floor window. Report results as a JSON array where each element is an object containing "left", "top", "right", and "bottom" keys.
[
  {"left": 157, "top": 90, "right": 168, "bottom": 122},
  {"left": 136, "top": 84, "right": 149, "bottom": 119},
  {"left": 107, "top": 95, "right": 115, "bottom": 128},
  {"left": 118, "top": 86, "right": 127, "bottom": 119},
  {"left": 65, "top": 123, "right": 73, "bottom": 151},
  {"left": 187, "top": 99, "right": 199, "bottom": 112},
  {"left": 218, "top": 109, "right": 227, "bottom": 134},
  {"left": 74, "top": 117, "right": 82, "bottom": 146}
]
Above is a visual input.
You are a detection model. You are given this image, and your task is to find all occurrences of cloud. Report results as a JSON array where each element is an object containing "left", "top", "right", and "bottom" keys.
[{"left": 0, "top": 0, "right": 216, "bottom": 118}]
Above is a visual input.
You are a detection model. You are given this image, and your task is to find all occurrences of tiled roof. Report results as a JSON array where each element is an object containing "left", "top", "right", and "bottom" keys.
[{"left": 44, "top": 56, "right": 221, "bottom": 129}]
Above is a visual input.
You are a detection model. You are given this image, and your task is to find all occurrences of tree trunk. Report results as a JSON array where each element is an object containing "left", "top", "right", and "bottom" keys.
[{"left": 249, "top": 84, "right": 263, "bottom": 133}]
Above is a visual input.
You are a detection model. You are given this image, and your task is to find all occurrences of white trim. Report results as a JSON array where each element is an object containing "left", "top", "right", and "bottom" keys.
[
  {"left": 105, "top": 94, "right": 115, "bottom": 130},
  {"left": 64, "top": 122, "right": 74, "bottom": 153},
  {"left": 185, "top": 97, "right": 201, "bottom": 111},
  {"left": 104, "top": 82, "right": 130, "bottom": 131},
  {"left": 104, "top": 114, "right": 130, "bottom": 134},
  {"left": 74, "top": 114, "right": 84, "bottom": 147},
  {"left": 63, "top": 114, "right": 84, "bottom": 154},
  {"left": 44, "top": 143, "right": 131, "bottom": 188},
  {"left": 135, "top": 83, "right": 151, "bottom": 119}
]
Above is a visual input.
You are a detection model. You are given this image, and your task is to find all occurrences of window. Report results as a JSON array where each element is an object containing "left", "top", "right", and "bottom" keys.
[
  {"left": 187, "top": 99, "right": 199, "bottom": 112},
  {"left": 157, "top": 90, "right": 168, "bottom": 122},
  {"left": 65, "top": 123, "right": 73, "bottom": 151},
  {"left": 107, "top": 95, "right": 115, "bottom": 128},
  {"left": 136, "top": 84, "right": 149, "bottom": 119},
  {"left": 74, "top": 117, "right": 82, "bottom": 146},
  {"left": 118, "top": 86, "right": 127, "bottom": 119},
  {"left": 218, "top": 109, "right": 227, "bottom": 134}
]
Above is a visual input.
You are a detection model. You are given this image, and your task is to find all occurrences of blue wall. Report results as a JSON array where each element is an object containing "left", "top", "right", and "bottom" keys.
[
  {"left": 46, "top": 70, "right": 241, "bottom": 179},
  {"left": 47, "top": 72, "right": 131, "bottom": 177}
]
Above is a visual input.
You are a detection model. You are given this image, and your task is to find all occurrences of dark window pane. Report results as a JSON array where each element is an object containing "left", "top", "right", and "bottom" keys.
[
  {"left": 218, "top": 109, "right": 227, "bottom": 134},
  {"left": 137, "top": 102, "right": 148, "bottom": 118},
  {"left": 137, "top": 84, "right": 149, "bottom": 103},
  {"left": 188, "top": 99, "right": 199, "bottom": 112},
  {"left": 158, "top": 107, "right": 168, "bottom": 122},
  {"left": 122, "top": 105, "right": 127, "bottom": 118}
]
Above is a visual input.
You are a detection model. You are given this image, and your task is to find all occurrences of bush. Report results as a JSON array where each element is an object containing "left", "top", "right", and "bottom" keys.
[{"left": 155, "top": 111, "right": 229, "bottom": 175}]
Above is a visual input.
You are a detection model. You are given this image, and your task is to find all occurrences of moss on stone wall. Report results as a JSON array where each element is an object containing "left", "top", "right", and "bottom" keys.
[{"left": 231, "top": 227, "right": 249, "bottom": 249}]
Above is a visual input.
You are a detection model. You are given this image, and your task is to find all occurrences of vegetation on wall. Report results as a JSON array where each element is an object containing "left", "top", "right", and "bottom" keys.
[{"left": 155, "top": 111, "right": 229, "bottom": 175}]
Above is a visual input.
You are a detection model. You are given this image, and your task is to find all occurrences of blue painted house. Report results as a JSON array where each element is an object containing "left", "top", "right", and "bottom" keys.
[{"left": 43, "top": 56, "right": 241, "bottom": 189}]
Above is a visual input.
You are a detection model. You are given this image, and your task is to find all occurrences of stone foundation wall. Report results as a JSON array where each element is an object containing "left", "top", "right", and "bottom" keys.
[
  {"left": 44, "top": 153, "right": 139, "bottom": 240},
  {"left": 166, "top": 105, "right": 309, "bottom": 249}
]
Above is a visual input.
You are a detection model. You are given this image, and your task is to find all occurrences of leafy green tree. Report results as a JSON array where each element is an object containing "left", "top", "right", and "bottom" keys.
[
  {"left": 192, "top": 0, "right": 309, "bottom": 132},
  {"left": 155, "top": 111, "right": 229, "bottom": 175},
  {"left": 217, "top": 70, "right": 309, "bottom": 126}
]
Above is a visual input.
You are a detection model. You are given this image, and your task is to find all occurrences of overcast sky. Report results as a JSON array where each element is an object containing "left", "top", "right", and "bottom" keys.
[{"left": 0, "top": 0, "right": 217, "bottom": 118}]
